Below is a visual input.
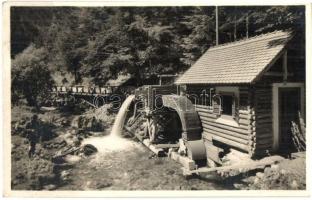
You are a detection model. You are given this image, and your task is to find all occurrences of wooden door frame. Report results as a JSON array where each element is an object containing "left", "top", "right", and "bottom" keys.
[{"left": 272, "top": 82, "right": 305, "bottom": 151}]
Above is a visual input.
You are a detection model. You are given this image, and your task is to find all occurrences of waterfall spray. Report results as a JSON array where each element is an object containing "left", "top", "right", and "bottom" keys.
[
  {"left": 82, "top": 95, "right": 137, "bottom": 154},
  {"left": 110, "top": 95, "right": 135, "bottom": 136}
]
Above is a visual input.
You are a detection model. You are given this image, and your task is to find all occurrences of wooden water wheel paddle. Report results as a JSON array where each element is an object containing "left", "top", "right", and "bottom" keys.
[{"left": 146, "top": 118, "right": 158, "bottom": 143}]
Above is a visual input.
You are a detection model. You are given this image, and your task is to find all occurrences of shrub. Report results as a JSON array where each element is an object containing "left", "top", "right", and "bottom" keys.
[{"left": 12, "top": 45, "right": 54, "bottom": 107}]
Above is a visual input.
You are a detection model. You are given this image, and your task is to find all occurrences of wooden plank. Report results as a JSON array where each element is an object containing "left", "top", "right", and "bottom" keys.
[
  {"left": 256, "top": 118, "right": 272, "bottom": 124},
  {"left": 256, "top": 122, "right": 273, "bottom": 127},
  {"left": 200, "top": 119, "right": 252, "bottom": 134},
  {"left": 142, "top": 139, "right": 165, "bottom": 156},
  {"left": 195, "top": 104, "right": 213, "bottom": 109},
  {"left": 171, "top": 152, "right": 197, "bottom": 171},
  {"left": 195, "top": 107, "right": 214, "bottom": 114},
  {"left": 239, "top": 118, "right": 252, "bottom": 126},
  {"left": 256, "top": 113, "right": 272, "bottom": 119},
  {"left": 202, "top": 129, "right": 249, "bottom": 144},
  {"left": 195, "top": 109, "right": 215, "bottom": 115},
  {"left": 254, "top": 137, "right": 272, "bottom": 144},
  {"left": 255, "top": 143, "right": 272, "bottom": 149},
  {"left": 202, "top": 124, "right": 251, "bottom": 140},
  {"left": 184, "top": 155, "right": 284, "bottom": 174},
  {"left": 255, "top": 131, "right": 273, "bottom": 137},
  {"left": 196, "top": 111, "right": 217, "bottom": 119},
  {"left": 255, "top": 111, "right": 273, "bottom": 116},
  {"left": 202, "top": 132, "right": 250, "bottom": 152},
  {"left": 255, "top": 127, "right": 273, "bottom": 133},
  {"left": 154, "top": 143, "right": 180, "bottom": 149},
  {"left": 238, "top": 113, "right": 255, "bottom": 120},
  {"left": 239, "top": 110, "right": 251, "bottom": 115},
  {"left": 203, "top": 130, "right": 251, "bottom": 145}
]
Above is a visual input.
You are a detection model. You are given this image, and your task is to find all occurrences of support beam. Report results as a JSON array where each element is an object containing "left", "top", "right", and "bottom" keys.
[
  {"left": 183, "top": 155, "right": 285, "bottom": 175},
  {"left": 283, "top": 51, "right": 288, "bottom": 83}
]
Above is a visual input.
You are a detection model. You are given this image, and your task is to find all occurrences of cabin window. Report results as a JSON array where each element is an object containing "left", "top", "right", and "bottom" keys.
[
  {"left": 213, "top": 87, "right": 240, "bottom": 126},
  {"left": 217, "top": 92, "right": 237, "bottom": 118}
]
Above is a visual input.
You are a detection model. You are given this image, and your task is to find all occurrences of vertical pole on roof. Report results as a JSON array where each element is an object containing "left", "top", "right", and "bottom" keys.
[
  {"left": 234, "top": 15, "right": 237, "bottom": 41},
  {"left": 246, "top": 13, "right": 249, "bottom": 38},
  {"left": 216, "top": 6, "right": 219, "bottom": 45},
  {"left": 283, "top": 51, "right": 288, "bottom": 83},
  {"left": 234, "top": 7, "right": 237, "bottom": 41}
]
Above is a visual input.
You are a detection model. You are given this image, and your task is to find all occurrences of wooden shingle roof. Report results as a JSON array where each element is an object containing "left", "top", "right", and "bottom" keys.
[{"left": 176, "top": 31, "right": 292, "bottom": 84}]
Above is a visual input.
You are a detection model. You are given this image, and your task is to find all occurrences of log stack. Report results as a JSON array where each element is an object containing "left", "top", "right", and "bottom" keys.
[{"left": 291, "top": 121, "right": 306, "bottom": 152}]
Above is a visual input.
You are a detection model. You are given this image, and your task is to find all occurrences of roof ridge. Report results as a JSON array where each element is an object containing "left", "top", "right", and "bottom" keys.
[{"left": 208, "top": 30, "right": 291, "bottom": 51}]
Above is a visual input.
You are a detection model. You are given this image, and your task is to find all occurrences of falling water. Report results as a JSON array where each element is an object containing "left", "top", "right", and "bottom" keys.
[
  {"left": 110, "top": 95, "right": 135, "bottom": 136},
  {"left": 82, "top": 95, "right": 137, "bottom": 155}
]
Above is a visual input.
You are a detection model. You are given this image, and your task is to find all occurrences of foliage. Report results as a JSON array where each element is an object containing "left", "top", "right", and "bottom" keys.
[
  {"left": 12, "top": 45, "right": 54, "bottom": 107},
  {"left": 11, "top": 6, "right": 305, "bottom": 91}
]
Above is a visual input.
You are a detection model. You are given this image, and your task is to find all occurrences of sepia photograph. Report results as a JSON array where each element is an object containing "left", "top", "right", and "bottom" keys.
[{"left": 2, "top": 1, "right": 310, "bottom": 197}]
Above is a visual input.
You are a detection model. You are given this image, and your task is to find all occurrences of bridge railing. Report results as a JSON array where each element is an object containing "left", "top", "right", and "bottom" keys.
[{"left": 51, "top": 85, "right": 115, "bottom": 95}]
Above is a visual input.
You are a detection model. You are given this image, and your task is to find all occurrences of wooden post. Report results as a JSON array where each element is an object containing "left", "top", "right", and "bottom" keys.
[
  {"left": 246, "top": 13, "right": 249, "bottom": 38},
  {"left": 234, "top": 8, "right": 237, "bottom": 41},
  {"left": 283, "top": 51, "right": 288, "bottom": 83},
  {"left": 216, "top": 6, "right": 219, "bottom": 45}
]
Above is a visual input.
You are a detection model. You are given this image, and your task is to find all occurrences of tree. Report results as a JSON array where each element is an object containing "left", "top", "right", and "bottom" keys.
[
  {"left": 11, "top": 6, "right": 305, "bottom": 90},
  {"left": 179, "top": 7, "right": 216, "bottom": 65},
  {"left": 12, "top": 45, "right": 54, "bottom": 107}
]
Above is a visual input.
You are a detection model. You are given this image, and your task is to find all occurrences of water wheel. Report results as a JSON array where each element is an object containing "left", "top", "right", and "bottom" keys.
[{"left": 145, "top": 118, "right": 158, "bottom": 143}]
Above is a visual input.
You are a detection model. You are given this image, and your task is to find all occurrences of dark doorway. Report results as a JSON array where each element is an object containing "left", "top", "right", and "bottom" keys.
[
  {"left": 222, "top": 95, "right": 233, "bottom": 115},
  {"left": 278, "top": 88, "right": 301, "bottom": 152}
]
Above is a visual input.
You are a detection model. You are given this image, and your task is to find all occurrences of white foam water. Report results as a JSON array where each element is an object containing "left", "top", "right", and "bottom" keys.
[
  {"left": 82, "top": 95, "right": 136, "bottom": 155},
  {"left": 82, "top": 134, "right": 138, "bottom": 153}
]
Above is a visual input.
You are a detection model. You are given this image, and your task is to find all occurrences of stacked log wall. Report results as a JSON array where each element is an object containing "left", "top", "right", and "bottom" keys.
[
  {"left": 187, "top": 85, "right": 256, "bottom": 156},
  {"left": 252, "top": 84, "right": 273, "bottom": 156}
]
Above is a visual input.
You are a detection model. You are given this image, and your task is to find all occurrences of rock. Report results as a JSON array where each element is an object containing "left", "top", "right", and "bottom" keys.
[
  {"left": 291, "top": 152, "right": 306, "bottom": 159},
  {"left": 290, "top": 180, "right": 299, "bottom": 189},
  {"left": 233, "top": 183, "right": 245, "bottom": 189},
  {"left": 95, "top": 181, "right": 112, "bottom": 189},
  {"left": 73, "top": 137, "right": 81, "bottom": 146},
  {"left": 253, "top": 177, "right": 260, "bottom": 184},
  {"left": 43, "top": 184, "right": 57, "bottom": 190},
  {"left": 271, "top": 164, "right": 279, "bottom": 171},
  {"left": 12, "top": 180, "right": 19, "bottom": 186},
  {"left": 174, "top": 186, "right": 182, "bottom": 190},
  {"left": 16, "top": 172, "right": 25, "bottom": 180},
  {"left": 280, "top": 169, "right": 287, "bottom": 175},
  {"left": 60, "top": 170, "right": 70, "bottom": 181},
  {"left": 61, "top": 119, "right": 70, "bottom": 126},
  {"left": 82, "top": 144, "right": 97, "bottom": 156},
  {"left": 256, "top": 172, "right": 264, "bottom": 179},
  {"left": 166, "top": 169, "right": 175, "bottom": 175}
]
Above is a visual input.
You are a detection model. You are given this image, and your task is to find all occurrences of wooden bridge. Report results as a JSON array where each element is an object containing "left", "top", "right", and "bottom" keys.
[
  {"left": 51, "top": 85, "right": 116, "bottom": 96},
  {"left": 50, "top": 85, "right": 119, "bottom": 108}
]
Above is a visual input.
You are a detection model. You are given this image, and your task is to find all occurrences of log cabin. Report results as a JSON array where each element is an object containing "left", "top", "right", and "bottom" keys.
[{"left": 175, "top": 30, "right": 305, "bottom": 159}]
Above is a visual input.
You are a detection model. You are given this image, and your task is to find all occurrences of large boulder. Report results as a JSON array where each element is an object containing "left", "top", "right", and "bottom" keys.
[{"left": 82, "top": 144, "right": 97, "bottom": 156}]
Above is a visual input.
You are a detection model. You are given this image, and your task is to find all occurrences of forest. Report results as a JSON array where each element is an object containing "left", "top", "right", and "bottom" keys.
[
  {"left": 11, "top": 6, "right": 305, "bottom": 106},
  {"left": 9, "top": 6, "right": 307, "bottom": 191}
]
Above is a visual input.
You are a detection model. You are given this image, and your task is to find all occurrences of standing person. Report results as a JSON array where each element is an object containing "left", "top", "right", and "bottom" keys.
[{"left": 25, "top": 115, "right": 40, "bottom": 158}]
